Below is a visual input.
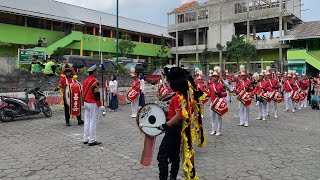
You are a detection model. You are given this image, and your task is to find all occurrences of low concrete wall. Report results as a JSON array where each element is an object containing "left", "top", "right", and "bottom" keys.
[
  {"left": 0, "top": 71, "right": 152, "bottom": 110},
  {"left": 0, "top": 57, "right": 17, "bottom": 75}
]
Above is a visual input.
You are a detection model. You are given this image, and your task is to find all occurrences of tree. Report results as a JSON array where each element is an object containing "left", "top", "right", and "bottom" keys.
[
  {"left": 216, "top": 43, "right": 225, "bottom": 70},
  {"left": 157, "top": 35, "right": 169, "bottom": 68},
  {"left": 200, "top": 45, "right": 212, "bottom": 75},
  {"left": 226, "top": 36, "right": 257, "bottom": 71},
  {"left": 119, "top": 34, "right": 136, "bottom": 57},
  {"left": 0, "top": 41, "right": 12, "bottom": 47}
]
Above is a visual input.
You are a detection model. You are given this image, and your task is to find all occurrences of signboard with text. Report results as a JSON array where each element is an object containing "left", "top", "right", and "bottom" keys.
[{"left": 18, "top": 49, "right": 46, "bottom": 64}]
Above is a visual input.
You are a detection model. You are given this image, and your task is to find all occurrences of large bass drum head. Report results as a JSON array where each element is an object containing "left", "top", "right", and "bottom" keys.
[
  {"left": 137, "top": 103, "right": 166, "bottom": 137},
  {"left": 65, "top": 84, "right": 71, "bottom": 106}
]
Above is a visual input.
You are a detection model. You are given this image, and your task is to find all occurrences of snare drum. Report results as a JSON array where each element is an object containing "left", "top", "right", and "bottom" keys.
[
  {"left": 237, "top": 90, "right": 252, "bottom": 107},
  {"left": 137, "top": 103, "right": 166, "bottom": 137},
  {"left": 127, "top": 87, "right": 139, "bottom": 102},
  {"left": 211, "top": 97, "right": 228, "bottom": 116}
]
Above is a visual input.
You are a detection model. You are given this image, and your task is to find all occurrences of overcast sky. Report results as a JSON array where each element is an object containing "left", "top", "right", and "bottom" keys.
[{"left": 56, "top": 0, "right": 319, "bottom": 26}]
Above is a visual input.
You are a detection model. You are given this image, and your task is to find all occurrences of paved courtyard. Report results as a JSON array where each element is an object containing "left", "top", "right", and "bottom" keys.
[{"left": 1, "top": 100, "right": 320, "bottom": 180}]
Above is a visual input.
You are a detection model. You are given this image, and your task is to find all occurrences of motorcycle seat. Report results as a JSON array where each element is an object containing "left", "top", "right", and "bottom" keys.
[{"left": 16, "top": 97, "right": 28, "bottom": 102}]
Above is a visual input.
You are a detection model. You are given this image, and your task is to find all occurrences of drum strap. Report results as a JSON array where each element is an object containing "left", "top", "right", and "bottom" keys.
[
  {"left": 82, "top": 79, "right": 97, "bottom": 102},
  {"left": 286, "top": 80, "right": 293, "bottom": 91},
  {"left": 295, "top": 81, "right": 300, "bottom": 89},
  {"left": 212, "top": 83, "right": 217, "bottom": 92}
]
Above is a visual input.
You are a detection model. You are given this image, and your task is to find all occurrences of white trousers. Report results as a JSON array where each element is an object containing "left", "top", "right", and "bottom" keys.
[
  {"left": 209, "top": 103, "right": 222, "bottom": 133},
  {"left": 239, "top": 103, "right": 249, "bottom": 125},
  {"left": 131, "top": 99, "right": 139, "bottom": 116},
  {"left": 267, "top": 101, "right": 278, "bottom": 114},
  {"left": 258, "top": 101, "right": 267, "bottom": 118},
  {"left": 301, "top": 90, "right": 308, "bottom": 107},
  {"left": 225, "top": 93, "right": 231, "bottom": 105},
  {"left": 285, "top": 92, "right": 294, "bottom": 110},
  {"left": 83, "top": 102, "right": 99, "bottom": 143}
]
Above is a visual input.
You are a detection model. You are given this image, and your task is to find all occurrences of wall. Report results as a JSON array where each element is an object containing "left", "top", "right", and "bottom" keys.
[
  {"left": 65, "top": 35, "right": 171, "bottom": 58},
  {"left": 0, "top": 23, "right": 64, "bottom": 45},
  {"left": 0, "top": 57, "right": 17, "bottom": 75}
]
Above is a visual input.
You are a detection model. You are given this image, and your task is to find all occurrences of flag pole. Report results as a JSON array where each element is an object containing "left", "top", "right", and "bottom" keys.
[{"left": 99, "top": 16, "right": 105, "bottom": 106}]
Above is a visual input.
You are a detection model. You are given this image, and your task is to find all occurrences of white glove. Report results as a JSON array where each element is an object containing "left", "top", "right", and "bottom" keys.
[{"left": 99, "top": 106, "right": 106, "bottom": 113}]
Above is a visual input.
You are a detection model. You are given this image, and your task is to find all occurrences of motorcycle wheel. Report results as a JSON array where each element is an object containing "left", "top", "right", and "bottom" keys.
[
  {"left": 0, "top": 108, "right": 14, "bottom": 122},
  {"left": 42, "top": 103, "right": 52, "bottom": 117}
]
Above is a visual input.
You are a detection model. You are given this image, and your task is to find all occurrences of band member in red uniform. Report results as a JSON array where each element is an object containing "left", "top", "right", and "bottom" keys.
[
  {"left": 252, "top": 72, "right": 268, "bottom": 121},
  {"left": 130, "top": 72, "right": 140, "bottom": 118},
  {"left": 221, "top": 71, "right": 233, "bottom": 104},
  {"left": 300, "top": 74, "right": 310, "bottom": 108},
  {"left": 236, "top": 67, "right": 252, "bottom": 127},
  {"left": 293, "top": 73, "right": 302, "bottom": 110},
  {"left": 265, "top": 71, "right": 280, "bottom": 118},
  {"left": 82, "top": 65, "right": 106, "bottom": 146},
  {"left": 207, "top": 68, "right": 227, "bottom": 136},
  {"left": 59, "top": 66, "right": 84, "bottom": 126},
  {"left": 283, "top": 73, "right": 295, "bottom": 113},
  {"left": 156, "top": 67, "right": 188, "bottom": 180}
]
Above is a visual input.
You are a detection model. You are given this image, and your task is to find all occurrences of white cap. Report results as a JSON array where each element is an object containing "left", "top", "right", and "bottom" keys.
[{"left": 87, "top": 64, "right": 97, "bottom": 72}]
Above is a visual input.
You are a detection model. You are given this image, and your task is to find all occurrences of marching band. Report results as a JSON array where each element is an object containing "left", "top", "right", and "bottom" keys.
[{"left": 58, "top": 63, "right": 319, "bottom": 179}]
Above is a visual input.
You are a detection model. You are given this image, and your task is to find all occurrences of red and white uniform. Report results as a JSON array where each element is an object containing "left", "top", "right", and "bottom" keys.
[
  {"left": 82, "top": 76, "right": 102, "bottom": 143},
  {"left": 236, "top": 78, "right": 252, "bottom": 126},
  {"left": 300, "top": 79, "right": 310, "bottom": 107},
  {"left": 207, "top": 82, "right": 226, "bottom": 134},
  {"left": 131, "top": 79, "right": 140, "bottom": 117},
  {"left": 283, "top": 79, "right": 295, "bottom": 111}
]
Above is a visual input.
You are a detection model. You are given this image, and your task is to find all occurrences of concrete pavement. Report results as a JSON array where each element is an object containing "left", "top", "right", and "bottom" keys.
[{"left": 0, "top": 100, "right": 320, "bottom": 180}]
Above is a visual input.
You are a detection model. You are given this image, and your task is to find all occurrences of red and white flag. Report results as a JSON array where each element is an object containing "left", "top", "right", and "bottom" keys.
[{"left": 99, "top": 16, "right": 102, "bottom": 35}]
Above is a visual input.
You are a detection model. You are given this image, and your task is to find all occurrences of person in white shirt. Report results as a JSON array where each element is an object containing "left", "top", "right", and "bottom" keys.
[
  {"left": 108, "top": 74, "right": 118, "bottom": 112},
  {"left": 138, "top": 73, "right": 145, "bottom": 108}
]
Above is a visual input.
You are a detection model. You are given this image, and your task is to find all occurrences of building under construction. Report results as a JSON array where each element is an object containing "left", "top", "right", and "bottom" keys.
[{"left": 168, "top": 0, "right": 302, "bottom": 72}]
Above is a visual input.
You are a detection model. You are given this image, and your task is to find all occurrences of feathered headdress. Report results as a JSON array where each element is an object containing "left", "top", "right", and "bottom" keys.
[
  {"left": 130, "top": 67, "right": 137, "bottom": 77},
  {"left": 252, "top": 72, "right": 259, "bottom": 81},
  {"left": 212, "top": 66, "right": 221, "bottom": 76},
  {"left": 239, "top": 65, "right": 246, "bottom": 72}
]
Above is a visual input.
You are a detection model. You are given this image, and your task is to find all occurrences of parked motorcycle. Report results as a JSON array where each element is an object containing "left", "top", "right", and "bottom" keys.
[{"left": 0, "top": 86, "right": 52, "bottom": 122}]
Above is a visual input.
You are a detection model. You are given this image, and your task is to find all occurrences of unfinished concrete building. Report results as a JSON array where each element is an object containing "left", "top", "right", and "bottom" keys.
[{"left": 168, "top": 0, "right": 302, "bottom": 72}]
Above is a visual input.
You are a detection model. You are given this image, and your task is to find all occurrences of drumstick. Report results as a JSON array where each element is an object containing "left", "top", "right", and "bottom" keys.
[{"left": 139, "top": 124, "right": 159, "bottom": 129}]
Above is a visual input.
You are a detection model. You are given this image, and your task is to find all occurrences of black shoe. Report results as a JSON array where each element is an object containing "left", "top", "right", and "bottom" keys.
[
  {"left": 78, "top": 120, "right": 84, "bottom": 126},
  {"left": 88, "top": 141, "right": 102, "bottom": 146},
  {"left": 83, "top": 141, "right": 88, "bottom": 144},
  {"left": 66, "top": 123, "right": 71, "bottom": 127}
]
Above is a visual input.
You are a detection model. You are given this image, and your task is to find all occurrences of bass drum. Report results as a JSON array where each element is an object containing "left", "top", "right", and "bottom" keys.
[
  {"left": 65, "top": 82, "right": 81, "bottom": 106},
  {"left": 136, "top": 103, "right": 166, "bottom": 137}
]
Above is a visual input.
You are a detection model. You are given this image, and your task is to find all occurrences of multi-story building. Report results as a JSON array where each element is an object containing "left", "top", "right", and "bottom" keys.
[
  {"left": 167, "top": 0, "right": 302, "bottom": 72},
  {"left": 0, "top": 0, "right": 172, "bottom": 70}
]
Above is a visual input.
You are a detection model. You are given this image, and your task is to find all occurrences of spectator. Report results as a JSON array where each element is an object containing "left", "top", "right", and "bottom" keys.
[
  {"left": 42, "top": 38, "right": 47, "bottom": 47},
  {"left": 30, "top": 55, "right": 41, "bottom": 74},
  {"left": 43, "top": 58, "right": 56, "bottom": 77},
  {"left": 257, "top": 36, "right": 261, "bottom": 40},
  {"left": 262, "top": 35, "right": 266, "bottom": 40},
  {"left": 37, "top": 37, "right": 43, "bottom": 47},
  {"left": 108, "top": 74, "right": 118, "bottom": 112}
]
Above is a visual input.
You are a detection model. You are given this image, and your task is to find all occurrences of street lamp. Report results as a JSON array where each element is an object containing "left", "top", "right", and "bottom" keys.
[{"left": 116, "top": 0, "right": 119, "bottom": 64}]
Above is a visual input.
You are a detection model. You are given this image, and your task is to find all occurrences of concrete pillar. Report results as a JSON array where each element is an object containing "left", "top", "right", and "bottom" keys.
[
  {"left": 24, "top": 16, "right": 27, "bottom": 27},
  {"left": 151, "top": 37, "right": 154, "bottom": 44},
  {"left": 93, "top": 27, "right": 96, "bottom": 36},
  {"left": 137, "top": 56, "right": 140, "bottom": 59},
  {"left": 80, "top": 41, "right": 83, "bottom": 56},
  {"left": 196, "top": 27, "right": 199, "bottom": 63},
  {"left": 90, "top": 51, "right": 93, "bottom": 57},
  {"left": 283, "top": 18, "right": 288, "bottom": 35},
  {"left": 110, "top": 30, "right": 113, "bottom": 38},
  {"left": 70, "top": 49, "right": 73, "bottom": 55},
  {"left": 175, "top": 31, "right": 179, "bottom": 66},
  {"left": 253, "top": 24, "right": 256, "bottom": 39},
  {"left": 139, "top": 35, "right": 142, "bottom": 42}
]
